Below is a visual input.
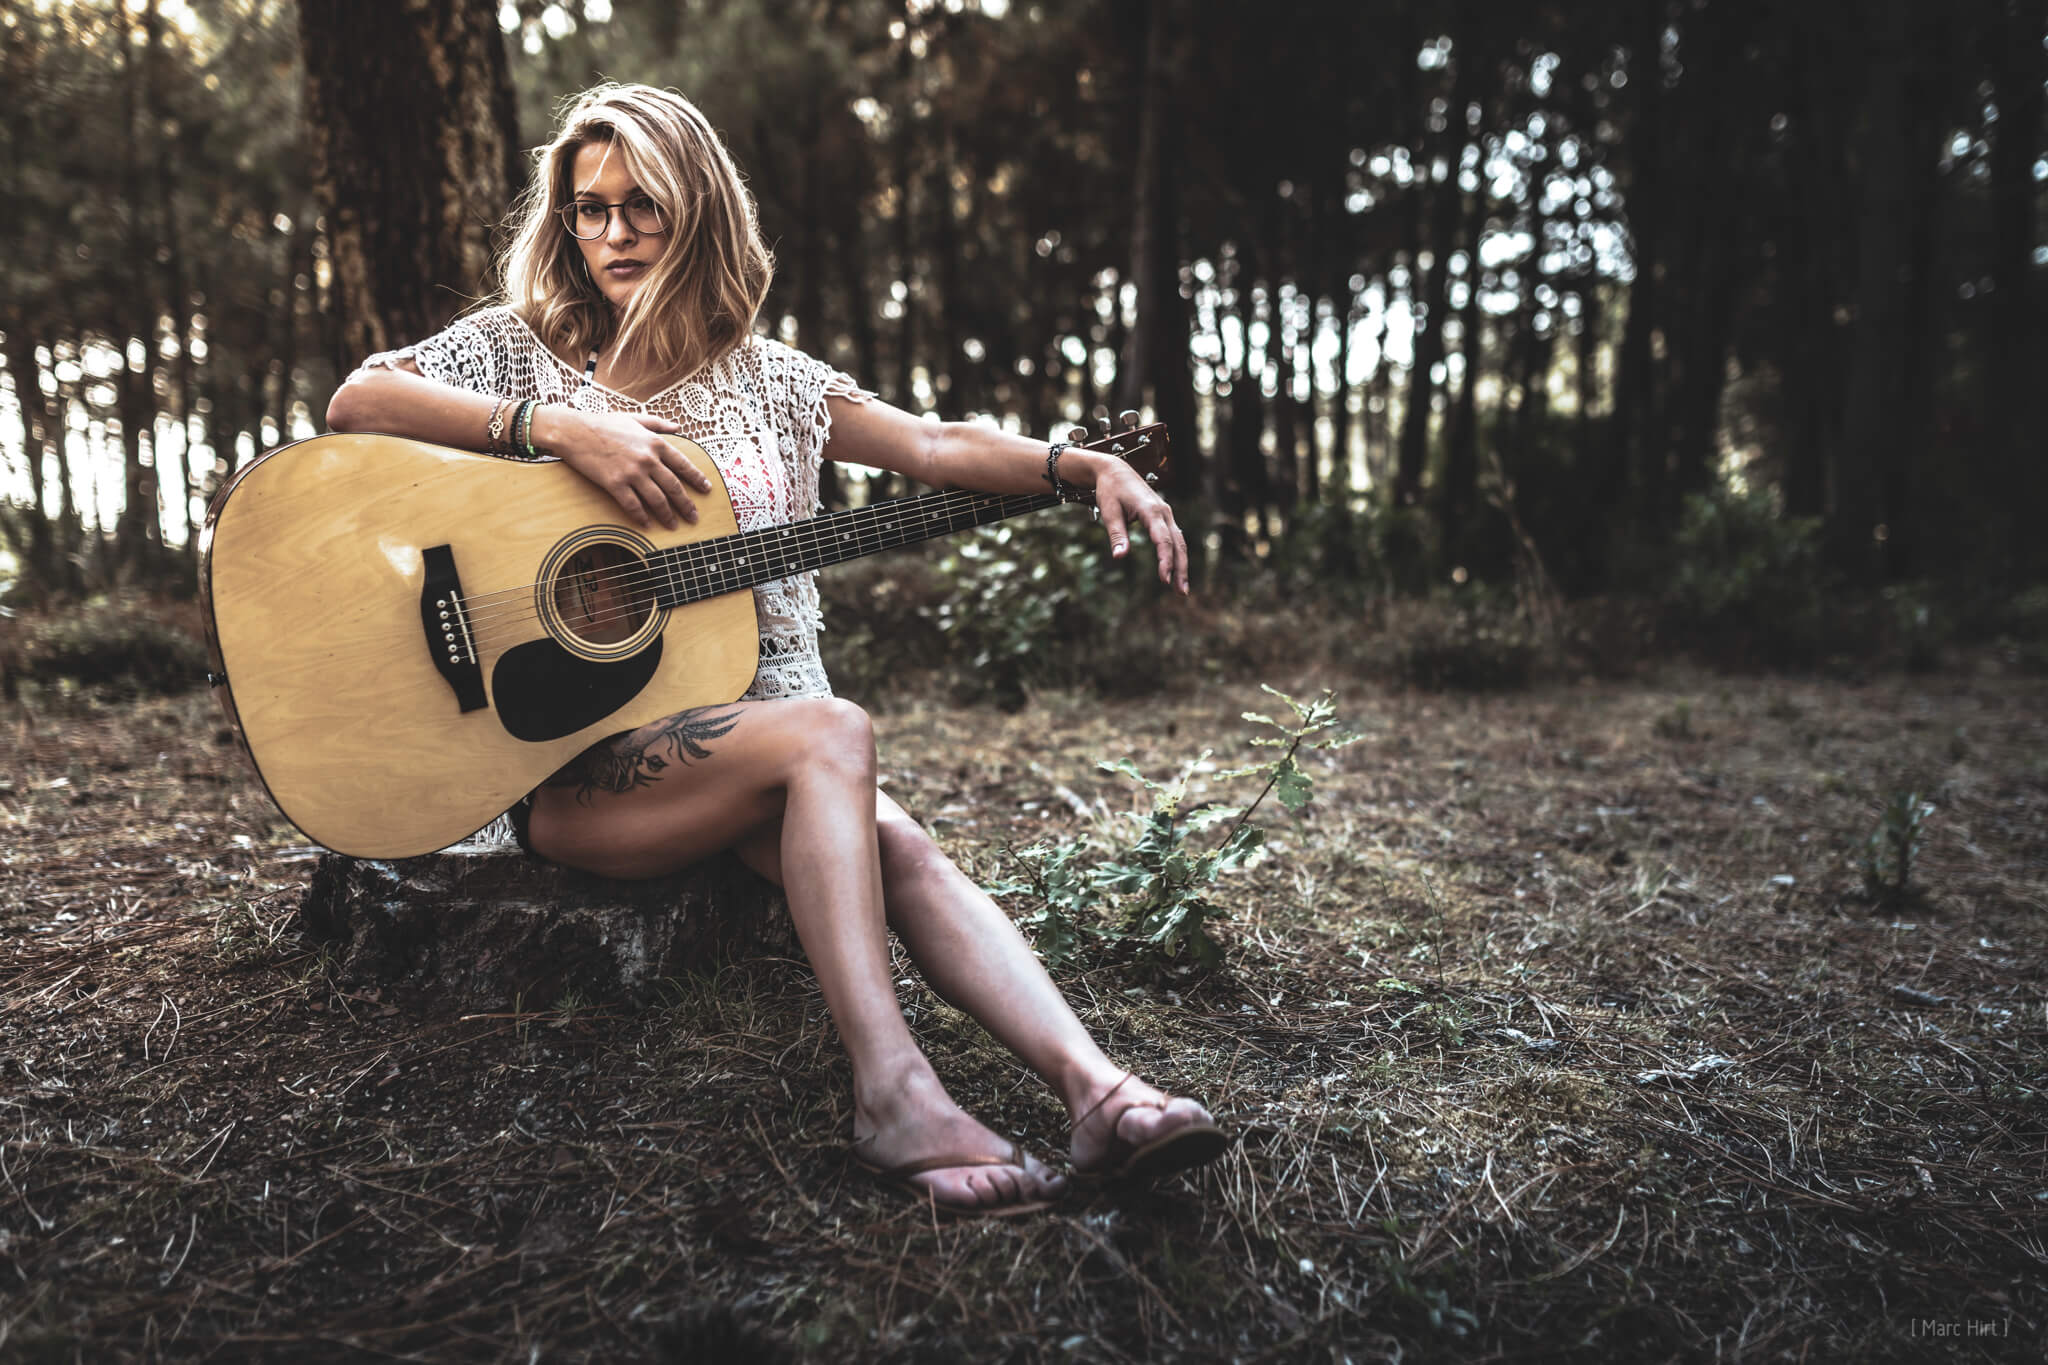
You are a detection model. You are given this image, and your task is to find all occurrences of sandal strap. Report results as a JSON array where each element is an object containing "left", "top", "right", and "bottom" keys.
[
  {"left": 864, "top": 1139, "right": 1028, "bottom": 1181},
  {"left": 1073, "top": 1072, "right": 1144, "bottom": 1137}
]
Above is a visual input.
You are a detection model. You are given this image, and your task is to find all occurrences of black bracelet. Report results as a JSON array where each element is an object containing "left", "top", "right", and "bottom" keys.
[
  {"left": 505, "top": 399, "right": 531, "bottom": 460},
  {"left": 1045, "top": 441, "right": 1072, "bottom": 501},
  {"left": 519, "top": 400, "right": 540, "bottom": 458}
]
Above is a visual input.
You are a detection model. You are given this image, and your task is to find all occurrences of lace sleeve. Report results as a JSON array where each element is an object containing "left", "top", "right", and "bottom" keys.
[
  {"left": 350, "top": 307, "right": 524, "bottom": 396},
  {"left": 754, "top": 338, "right": 872, "bottom": 515}
]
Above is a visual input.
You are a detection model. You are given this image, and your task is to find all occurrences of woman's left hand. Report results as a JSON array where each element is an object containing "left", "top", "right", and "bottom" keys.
[{"left": 1092, "top": 459, "right": 1189, "bottom": 595}]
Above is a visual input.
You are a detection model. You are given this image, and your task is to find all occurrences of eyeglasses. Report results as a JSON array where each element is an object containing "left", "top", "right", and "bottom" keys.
[{"left": 558, "top": 195, "right": 667, "bottom": 240}]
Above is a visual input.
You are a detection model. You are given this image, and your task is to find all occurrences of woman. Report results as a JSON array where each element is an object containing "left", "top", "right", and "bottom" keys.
[{"left": 327, "top": 83, "right": 1223, "bottom": 1217}]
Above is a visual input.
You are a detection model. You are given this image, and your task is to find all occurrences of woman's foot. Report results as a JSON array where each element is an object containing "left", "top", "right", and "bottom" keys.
[
  {"left": 1069, "top": 1072, "right": 1228, "bottom": 1182},
  {"left": 851, "top": 1067, "right": 1066, "bottom": 1215}
]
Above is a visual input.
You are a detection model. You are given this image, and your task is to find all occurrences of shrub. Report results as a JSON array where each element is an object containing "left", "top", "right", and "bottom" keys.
[
  {"left": 1662, "top": 486, "right": 1831, "bottom": 666},
  {"left": 1352, "top": 596, "right": 1541, "bottom": 692},
  {"left": 2001, "top": 585, "right": 2048, "bottom": 674},
  {"left": 922, "top": 514, "right": 1196, "bottom": 704},
  {"left": 9, "top": 596, "right": 209, "bottom": 697},
  {"left": 815, "top": 551, "right": 952, "bottom": 700}
]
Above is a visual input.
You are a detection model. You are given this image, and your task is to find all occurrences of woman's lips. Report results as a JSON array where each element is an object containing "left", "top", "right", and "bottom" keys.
[{"left": 606, "top": 261, "right": 645, "bottom": 275}]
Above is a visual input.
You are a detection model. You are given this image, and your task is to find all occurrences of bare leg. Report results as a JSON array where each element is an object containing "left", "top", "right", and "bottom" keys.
[
  {"left": 529, "top": 699, "right": 1064, "bottom": 1211},
  {"left": 734, "top": 792, "right": 1217, "bottom": 1170}
]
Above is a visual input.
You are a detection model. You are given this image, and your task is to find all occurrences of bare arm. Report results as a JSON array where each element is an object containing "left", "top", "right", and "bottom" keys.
[
  {"left": 326, "top": 361, "right": 711, "bottom": 530},
  {"left": 822, "top": 395, "right": 1190, "bottom": 594}
]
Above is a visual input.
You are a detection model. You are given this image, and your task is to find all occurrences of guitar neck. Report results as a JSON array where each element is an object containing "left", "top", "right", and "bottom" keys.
[{"left": 649, "top": 485, "right": 1076, "bottom": 606}]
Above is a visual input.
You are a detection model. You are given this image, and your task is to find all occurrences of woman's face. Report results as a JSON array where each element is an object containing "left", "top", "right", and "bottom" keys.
[{"left": 567, "top": 140, "right": 668, "bottom": 314}]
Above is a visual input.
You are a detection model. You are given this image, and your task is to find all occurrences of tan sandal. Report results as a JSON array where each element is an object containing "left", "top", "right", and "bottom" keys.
[
  {"left": 1072, "top": 1073, "right": 1229, "bottom": 1182},
  {"left": 850, "top": 1138, "right": 1063, "bottom": 1218}
]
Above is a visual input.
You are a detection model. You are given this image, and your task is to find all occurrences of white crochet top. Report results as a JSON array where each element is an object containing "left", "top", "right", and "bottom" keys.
[
  {"left": 352, "top": 306, "right": 872, "bottom": 851},
  {"left": 357, "top": 305, "right": 871, "bottom": 704}
]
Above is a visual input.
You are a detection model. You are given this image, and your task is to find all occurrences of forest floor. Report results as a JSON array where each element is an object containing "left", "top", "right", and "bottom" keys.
[{"left": 2, "top": 664, "right": 2044, "bottom": 1363}]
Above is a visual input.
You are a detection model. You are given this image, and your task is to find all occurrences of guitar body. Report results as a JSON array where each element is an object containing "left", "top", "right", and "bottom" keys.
[{"left": 200, "top": 433, "right": 759, "bottom": 857}]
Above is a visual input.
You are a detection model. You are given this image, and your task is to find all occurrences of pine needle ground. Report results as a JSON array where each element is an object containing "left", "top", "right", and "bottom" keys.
[{"left": 2, "top": 669, "right": 2042, "bottom": 1361}]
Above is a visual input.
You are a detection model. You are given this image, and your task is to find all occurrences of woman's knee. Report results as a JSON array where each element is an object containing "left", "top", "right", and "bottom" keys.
[
  {"left": 785, "top": 697, "right": 876, "bottom": 785},
  {"left": 877, "top": 803, "right": 945, "bottom": 882}
]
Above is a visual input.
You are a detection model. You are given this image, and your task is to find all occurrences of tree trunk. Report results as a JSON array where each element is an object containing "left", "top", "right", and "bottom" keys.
[
  {"left": 1329, "top": 278, "right": 1356, "bottom": 499},
  {"left": 1834, "top": 0, "right": 1912, "bottom": 581},
  {"left": 794, "top": 91, "right": 838, "bottom": 508},
  {"left": 52, "top": 355, "right": 81, "bottom": 594},
  {"left": 1440, "top": 169, "right": 1488, "bottom": 554},
  {"left": 933, "top": 127, "right": 968, "bottom": 417},
  {"left": 1575, "top": 282, "right": 1600, "bottom": 457},
  {"left": 1395, "top": 174, "right": 1456, "bottom": 511},
  {"left": 1115, "top": 0, "right": 1199, "bottom": 505},
  {"left": 301, "top": 849, "right": 796, "bottom": 1008},
  {"left": 1268, "top": 280, "right": 1301, "bottom": 529},
  {"left": 297, "top": 0, "right": 521, "bottom": 362},
  {"left": 1776, "top": 23, "right": 1842, "bottom": 523},
  {"left": 1610, "top": 0, "right": 1668, "bottom": 540},
  {"left": 1665, "top": 2, "right": 1753, "bottom": 527},
  {"left": 1396, "top": 22, "right": 1478, "bottom": 511},
  {"left": 113, "top": 0, "right": 160, "bottom": 582},
  {"left": 1985, "top": 0, "right": 2045, "bottom": 576},
  {"left": 891, "top": 51, "right": 918, "bottom": 416},
  {"left": 836, "top": 215, "right": 881, "bottom": 406},
  {"left": 2, "top": 330, "right": 55, "bottom": 598},
  {"left": 1226, "top": 251, "right": 1271, "bottom": 546}
]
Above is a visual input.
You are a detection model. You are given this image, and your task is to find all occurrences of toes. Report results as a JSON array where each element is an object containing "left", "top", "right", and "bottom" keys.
[
  {"left": 916, "top": 1160, "right": 1054, "bottom": 1210},
  {"left": 1114, "top": 1095, "right": 1210, "bottom": 1147}
]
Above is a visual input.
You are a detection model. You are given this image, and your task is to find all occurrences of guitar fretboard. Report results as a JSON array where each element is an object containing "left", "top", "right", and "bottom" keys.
[{"left": 649, "top": 487, "right": 1070, "bottom": 607}]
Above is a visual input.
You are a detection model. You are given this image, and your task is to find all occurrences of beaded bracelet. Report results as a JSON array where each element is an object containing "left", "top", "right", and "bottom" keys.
[
  {"left": 1044, "top": 441, "right": 1072, "bottom": 501},
  {"left": 520, "top": 400, "right": 543, "bottom": 458}
]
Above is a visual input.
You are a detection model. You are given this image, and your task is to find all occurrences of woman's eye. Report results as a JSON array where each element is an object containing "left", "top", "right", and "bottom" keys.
[
  {"left": 628, "top": 196, "right": 656, "bottom": 212},
  {"left": 575, "top": 203, "right": 606, "bottom": 220}
]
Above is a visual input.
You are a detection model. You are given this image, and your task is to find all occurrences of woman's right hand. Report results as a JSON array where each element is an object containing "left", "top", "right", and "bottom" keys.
[{"left": 532, "top": 407, "right": 712, "bottom": 530}]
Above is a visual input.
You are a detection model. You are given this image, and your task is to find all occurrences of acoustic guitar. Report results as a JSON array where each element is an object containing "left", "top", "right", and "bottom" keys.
[{"left": 199, "top": 415, "right": 1167, "bottom": 858}]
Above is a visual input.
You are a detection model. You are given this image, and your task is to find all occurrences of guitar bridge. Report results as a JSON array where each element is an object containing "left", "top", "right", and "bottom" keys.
[{"left": 421, "top": 544, "right": 487, "bottom": 713}]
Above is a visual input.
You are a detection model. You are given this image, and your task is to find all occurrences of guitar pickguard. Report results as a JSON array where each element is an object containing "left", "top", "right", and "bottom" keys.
[{"left": 492, "top": 635, "right": 665, "bottom": 742}]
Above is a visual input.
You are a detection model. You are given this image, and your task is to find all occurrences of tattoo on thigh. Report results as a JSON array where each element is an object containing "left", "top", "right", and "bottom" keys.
[{"left": 547, "top": 706, "right": 743, "bottom": 802}]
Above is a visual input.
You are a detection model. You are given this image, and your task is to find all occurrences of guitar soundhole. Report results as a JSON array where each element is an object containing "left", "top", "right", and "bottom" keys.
[{"left": 552, "top": 544, "right": 653, "bottom": 647}]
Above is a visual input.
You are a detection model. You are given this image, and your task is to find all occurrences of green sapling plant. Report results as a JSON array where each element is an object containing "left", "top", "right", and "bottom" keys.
[
  {"left": 1862, "top": 789, "right": 1935, "bottom": 907},
  {"left": 993, "top": 686, "right": 1363, "bottom": 970}
]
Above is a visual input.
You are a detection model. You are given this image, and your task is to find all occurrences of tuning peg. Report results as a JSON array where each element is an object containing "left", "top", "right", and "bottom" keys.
[
  {"left": 1096, "top": 417, "right": 1112, "bottom": 438},
  {"left": 1067, "top": 426, "right": 1090, "bottom": 444},
  {"left": 1118, "top": 409, "right": 1139, "bottom": 431},
  {"left": 1145, "top": 472, "right": 1159, "bottom": 485}
]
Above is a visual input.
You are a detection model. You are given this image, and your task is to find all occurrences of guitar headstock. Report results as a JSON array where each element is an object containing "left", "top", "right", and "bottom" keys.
[{"left": 1067, "top": 409, "right": 1170, "bottom": 486}]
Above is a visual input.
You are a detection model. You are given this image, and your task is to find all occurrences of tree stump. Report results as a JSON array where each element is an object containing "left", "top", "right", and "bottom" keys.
[{"left": 298, "top": 841, "right": 797, "bottom": 1009}]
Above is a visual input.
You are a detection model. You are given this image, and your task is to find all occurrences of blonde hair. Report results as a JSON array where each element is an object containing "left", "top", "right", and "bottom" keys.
[{"left": 501, "top": 83, "right": 773, "bottom": 384}]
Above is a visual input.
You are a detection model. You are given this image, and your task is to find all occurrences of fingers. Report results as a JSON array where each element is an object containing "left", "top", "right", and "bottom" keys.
[
  {"left": 1153, "top": 510, "right": 1190, "bottom": 595},
  {"left": 642, "top": 464, "right": 696, "bottom": 529},
  {"left": 592, "top": 431, "right": 705, "bottom": 530},
  {"left": 657, "top": 440, "right": 714, "bottom": 496},
  {"left": 1098, "top": 496, "right": 1132, "bottom": 562},
  {"left": 1100, "top": 486, "right": 1191, "bottom": 595}
]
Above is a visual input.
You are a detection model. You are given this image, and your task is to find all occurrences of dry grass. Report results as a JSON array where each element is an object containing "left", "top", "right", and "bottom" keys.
[{"left": 2, "top": 665, "right": 2043, "bottom": 1362}]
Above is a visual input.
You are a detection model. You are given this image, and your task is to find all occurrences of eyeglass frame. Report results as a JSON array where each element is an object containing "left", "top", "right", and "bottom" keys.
[{"left": 557, "top": 196, "right": 669, "bottom": 241}]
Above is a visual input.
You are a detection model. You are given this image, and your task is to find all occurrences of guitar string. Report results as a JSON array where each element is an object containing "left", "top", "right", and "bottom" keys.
[
  {"left": 456, "top": 488, "right": 1050, "bottom": 641},
  {"left": 462, "top": 490, "right": 1069, "bottom": 650},
  {"left": 442, "top": 430, "right": 1152, "bottom": 622},
  {"left": 439, "top": 424, "right": 1157, "bottom": 648},
  {"left": 447, "top": 481, "right": 1075, "bottom": 623},
  {"left": 452, "top": 486, "right": 1070, "bottom": 643},
  {"left": 451, "top": 484, "right": 1027, "bottom": 623}
]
